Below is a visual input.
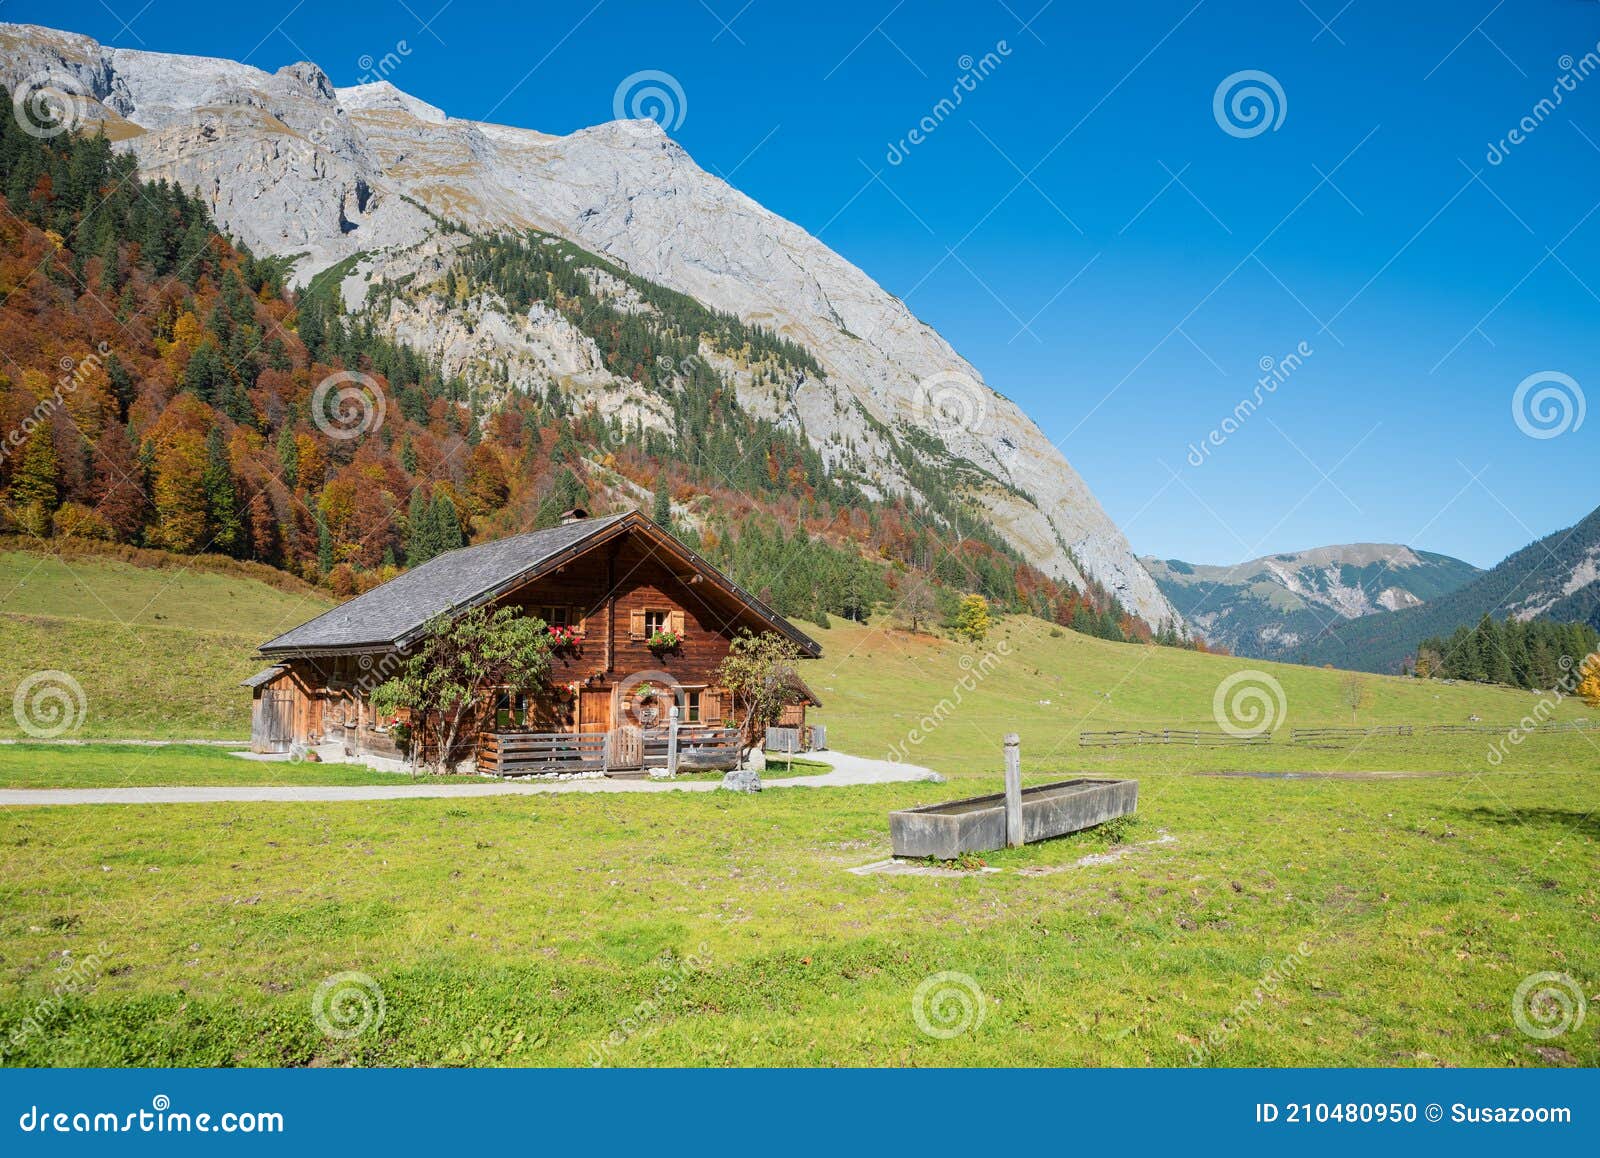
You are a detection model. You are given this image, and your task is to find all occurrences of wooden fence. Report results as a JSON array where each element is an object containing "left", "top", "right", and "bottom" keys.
[
  {"left": 478, "top": 726, "right": 742, "bottom": 777},
  {"left": 643, "top": 726, "right": 741, "bottom": 770},
  {"left": 477, "top": 732, "right": 608, "bottom": 776},
  {"left": 1290, "top": 725, "right": 1414, "bottom": 744},
  {"left": 1426, "top": 720, "right": 1595, "bottom": 736},
  {"left": 1079, "top": 729, "right": 1270, "bottom": 747}
]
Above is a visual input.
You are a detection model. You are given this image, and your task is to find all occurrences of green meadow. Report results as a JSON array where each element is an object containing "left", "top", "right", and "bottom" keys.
[{"left": 0, "top": 551, "right": 1596, "bottom": 1067}]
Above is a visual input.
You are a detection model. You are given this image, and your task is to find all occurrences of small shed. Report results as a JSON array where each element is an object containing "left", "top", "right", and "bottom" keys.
[
  {"left": 775, "top": 675, "right": 822, "bottom": 736},
  {"left": 242, "top": 665, "right": 290, "bottom": 753}
]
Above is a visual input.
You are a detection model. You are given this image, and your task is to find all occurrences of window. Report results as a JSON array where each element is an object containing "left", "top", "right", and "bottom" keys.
[
  {"left": 494, "top": 691, "right": 528, "bottom": 730},
  {"left": 686, "top": 690, "right": 701, "bottom": 724},
  {"left": 539, "top": 605, "right": 571, "bottom": 627},
  {"left": 644, "top": 609, "right": 669, "bottom": 636}
]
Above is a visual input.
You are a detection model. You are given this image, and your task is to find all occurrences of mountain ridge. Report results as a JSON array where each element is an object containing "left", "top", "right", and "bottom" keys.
[
  {"left": 1144, "top": 542, "right": 1482, "bottom": 660},
  {"left": 0, "top": 21, "right": 1180, "bottom": 629},
  {"left": 1295, "top": 506, "right": 1600, "bottom": 673}
]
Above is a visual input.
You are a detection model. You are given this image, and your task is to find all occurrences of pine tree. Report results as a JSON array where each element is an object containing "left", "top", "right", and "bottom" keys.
[
  {"left": 203, "top": 426, "right": 243, "bottom": 557},
  {"left": 406, "top": 490, "right": 434, "bottom": 567},
  {"left": 652, "top": 475, "right": 672, "bottom": 529},
  {"left": 317, "top": 513, "right": 334, "bottom": 576},
  {"left": 432, "top": 493, "right": 463, "bottom": 553}
]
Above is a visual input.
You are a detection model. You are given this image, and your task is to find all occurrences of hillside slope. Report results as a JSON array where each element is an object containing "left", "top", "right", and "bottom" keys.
[
  {"left": 1145, "top": 544, "right": 1480, "bottom": 660},
  {"left": 0, "top": 21, "right": 1179, "bottom": 628},
  {"left": 1299, "top": 505, "right": 1600, "bottom": 673},
  {"left": 0, "top": 548, "right": 334, "bottom": 738}
]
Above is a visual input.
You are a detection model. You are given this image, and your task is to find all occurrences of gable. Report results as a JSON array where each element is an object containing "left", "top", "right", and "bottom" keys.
[{"left": 257, "top": 512, "right": 820, "bottom": 658}]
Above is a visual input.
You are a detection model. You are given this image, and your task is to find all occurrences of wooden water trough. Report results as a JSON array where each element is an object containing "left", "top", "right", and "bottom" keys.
[{"left": 889, "top": 734, "right": 1137, "bottom": 860}]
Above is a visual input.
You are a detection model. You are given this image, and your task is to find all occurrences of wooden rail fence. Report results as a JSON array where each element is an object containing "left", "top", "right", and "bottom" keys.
[
  {"left": 1425, "top": 720, "right": 1596, "bottom": 736},
  {"left": 478, "top": 726, "right": 742, "bottom": 777},
  {"left": 1290, "top": 725, "right": 1413, "bottom": 744},
  {"left": 643, "top": 726, "right": 741, "bottom": 770},
  {"left": 1079, "top": 729, "right": 1270, "bottom": 747},
  {"left": 477, "top": 731, "right": 607, "bottom": 776},
  {"left": 1077, "top": 719, "right": 1594, "bottom": 749}
]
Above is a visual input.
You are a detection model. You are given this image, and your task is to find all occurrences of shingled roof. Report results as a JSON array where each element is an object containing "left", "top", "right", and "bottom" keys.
[
  {"left": 259, "top": 515, "right": 628, "bottom": 655},
  {"left": 257, "top": 512, "right": 820, "bottom": 658}
]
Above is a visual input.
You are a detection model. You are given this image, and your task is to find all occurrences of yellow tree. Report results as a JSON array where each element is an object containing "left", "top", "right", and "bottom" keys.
[
  {"left": 1578, "top": 656, "right": 1600, "bottom": 708},
  {"left": 954, "top": 594, "right": 992, "bottom": 643}
]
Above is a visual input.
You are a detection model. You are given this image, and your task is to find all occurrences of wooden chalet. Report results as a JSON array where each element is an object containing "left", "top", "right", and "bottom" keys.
[{"left": 244, "top": 511, "right": 821, "bottom": 775}]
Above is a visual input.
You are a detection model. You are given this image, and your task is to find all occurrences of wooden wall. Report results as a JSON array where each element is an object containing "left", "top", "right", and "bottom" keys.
[{"left": 262, "top": 527, "right": 803, "bottom": 760}]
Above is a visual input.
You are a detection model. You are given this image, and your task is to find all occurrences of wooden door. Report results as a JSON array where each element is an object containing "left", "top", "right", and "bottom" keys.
[
  {"left": 579, "top": 688, "right": 612, "bottom": 734},
  {"left": 256, "top": 689, "right": 292, "bottom": 753}
]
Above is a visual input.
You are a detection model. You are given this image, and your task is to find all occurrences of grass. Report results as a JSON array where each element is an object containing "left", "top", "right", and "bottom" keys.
[
  {"left": 0, "top": 550, "right": 333, "bottom": 740},
  {"left": 0, "top": 767, "right": 1594, "bottom": 1066},
  {"left": 0, "top": 551, "right": 1596, "bottom": 1068},
  {"left": 803, "top": 618, "right": 1600, "bottom": 781},
  {"left": 0, "top": 746, "right": 434, "bottom": 789}
]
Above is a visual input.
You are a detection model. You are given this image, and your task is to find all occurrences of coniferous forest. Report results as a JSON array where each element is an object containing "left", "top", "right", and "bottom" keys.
[
  {"left": 0, "top": 101, "right": 1160, "bottom": 641},
  {"left": 1413, "top": 615, "right": 1598, "bottom": 691}
]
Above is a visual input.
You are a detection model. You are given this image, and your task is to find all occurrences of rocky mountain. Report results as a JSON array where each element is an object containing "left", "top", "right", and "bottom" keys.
[
  {"left": 0, "top": 22, "right": 1180, "bottom": 629},
  {"left": 1144, "top": 544, "right": 1481, "bottom": 659},
  {"left": 1296, "top": 506, "right": 1600, "bottom": 674}
]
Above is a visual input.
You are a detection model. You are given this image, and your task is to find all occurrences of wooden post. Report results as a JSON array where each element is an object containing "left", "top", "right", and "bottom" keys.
[
  {"left": 667, "top": 704, "right": 680, "bottom": 776},
  {"left": 1004, "top": 733, "right": 1023, "bottom": 848}
]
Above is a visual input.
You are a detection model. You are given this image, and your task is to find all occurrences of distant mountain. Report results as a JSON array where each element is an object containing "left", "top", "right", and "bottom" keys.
[
  {"left": 1143, "top": 544, "right": 1481, "bottom": 660},
  {"left": 1297, "top": 506, "right": 1600, "bottom": 674}
]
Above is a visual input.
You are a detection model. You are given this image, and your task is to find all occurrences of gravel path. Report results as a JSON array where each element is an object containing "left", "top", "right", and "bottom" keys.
[{"left": 0, "top": 749, "right": 940, "bottom": 807}]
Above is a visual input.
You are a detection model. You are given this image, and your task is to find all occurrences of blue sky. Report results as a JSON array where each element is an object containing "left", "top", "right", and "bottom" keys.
[{"left": 10, "top": 0, "right": 1599, "bottom": 568}]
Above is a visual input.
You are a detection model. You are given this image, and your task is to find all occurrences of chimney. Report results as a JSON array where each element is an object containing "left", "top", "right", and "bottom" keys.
[{"left": 559, "top": 507, "right": 589, "bottom": 525}]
